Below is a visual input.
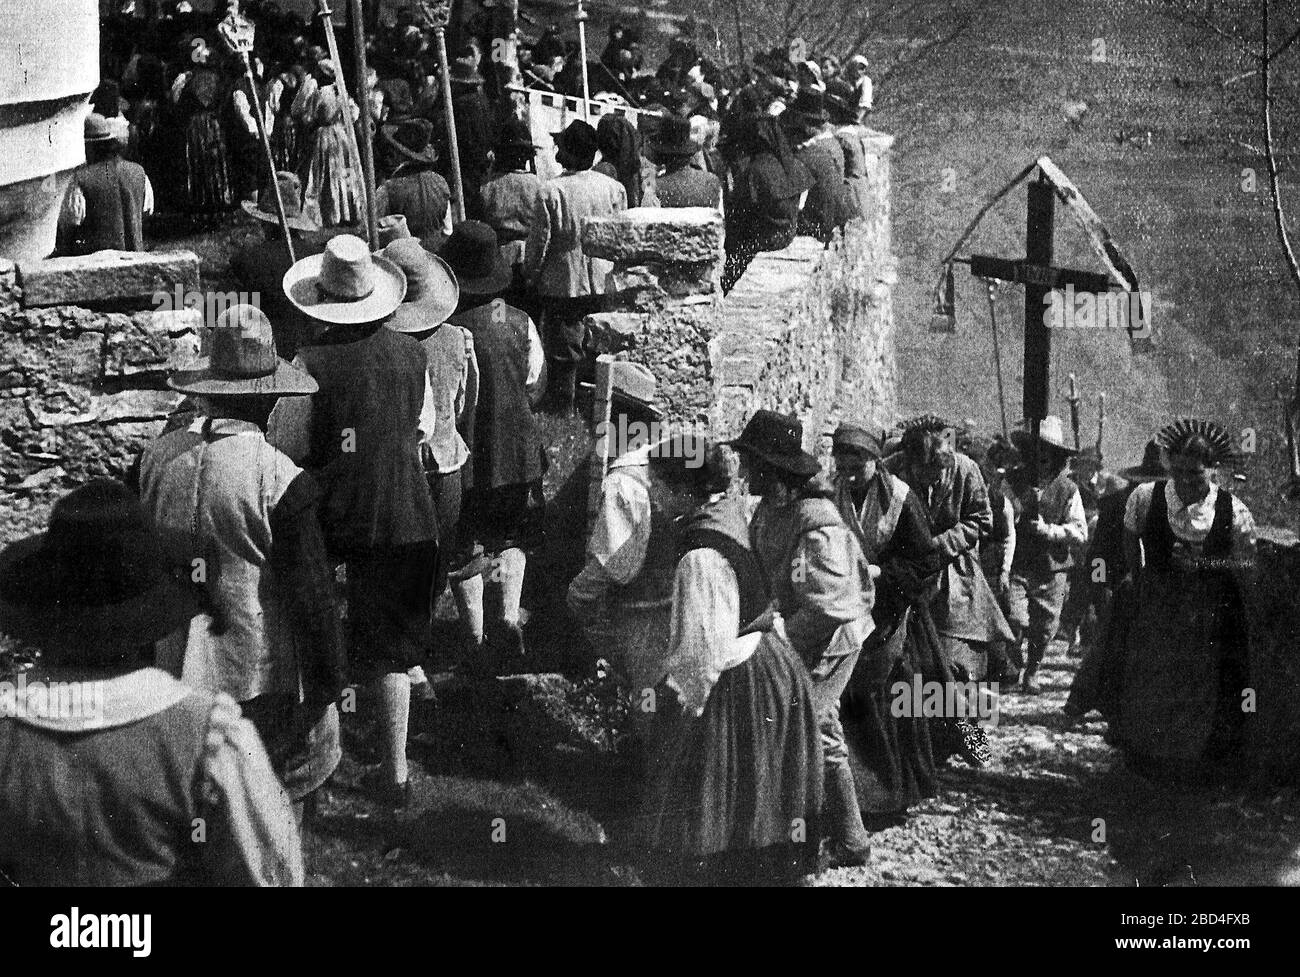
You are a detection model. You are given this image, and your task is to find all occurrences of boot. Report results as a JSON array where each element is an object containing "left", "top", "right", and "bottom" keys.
[{"left": 823, "top": 765, "right": 871, "bottom": 868}]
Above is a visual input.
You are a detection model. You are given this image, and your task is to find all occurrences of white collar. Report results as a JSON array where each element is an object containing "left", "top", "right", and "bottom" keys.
[
  {"left": 187, "top": 415, "right": 264, "bottom": 438},
  {"left": 1166, "top": 479, "right": 1217, "bottom": 513}
]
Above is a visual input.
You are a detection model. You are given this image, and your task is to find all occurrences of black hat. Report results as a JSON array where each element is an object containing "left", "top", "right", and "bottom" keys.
[
  {"left": 0, "top": 480, "right": 198, "bottom": 659},
  {"left": 553, "top": 120, "right": 600, "bottom": 165},
  {"left": 1115, "top": 439, "right": 1167, "bottom": 482},
  {"left": 495, "top": 115, "right": 538, "bottom": 152},
  {"left": 653, "top": 115, "right": 697, "bottom": 158},
  {"left": 438, "top": 220, "right": 513, "bottom": 296},
  {"left": 728, "top": 409, "right": 820, "bottom": 477}
]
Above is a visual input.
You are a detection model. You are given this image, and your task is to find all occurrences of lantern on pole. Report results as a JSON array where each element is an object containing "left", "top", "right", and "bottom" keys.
[{"left": 420, "top": 0, "right": 467, "bottom": 223}]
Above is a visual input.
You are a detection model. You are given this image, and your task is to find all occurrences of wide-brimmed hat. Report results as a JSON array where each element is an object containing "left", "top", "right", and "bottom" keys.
[
  {"left": 728, "top": 409, "right": 820, "bottom": 477},
  {"left": 382, "top": 239, "right": 460, "bottom": 333},
  {"left": 653, "top": 115, "right": 697, "bottom": 158},
  {"left": 1011, "top": 415, "right": 1078, "bottom": 456},
  {"left": 169, "top": 304, "right": 318, "bottom": 396},
  {"left": 376, "top": 213, "right": 412, "bottom": 248},
  {"left": 381, "top": 117, "right": 439, "bottom": 165},
  {"left": 552, "top": 120, "right": 599, "bottom": 165},
  {"left": 0, "top": 480, "right": 199, "bottom": 657},
  {"left": 832, "top": 422, "right": 882, "bottom": 459},
  {"left": 283, "top": 234, "right": 408, "bottom": 325},
  {"left": 495, "top": 115, "right": 538, "bottom": 152},
  {"left": 1115, "top": 439, "right": 1167, "bottom": 482},
  {"left": 241, "top": 171, "right": 322, "bottom": 232},
  {"left": 438, "top": 221, "right": 512, "bottom": 296},
  {"left": 84, "top": 112, "right": 116, "bottom": 143}
]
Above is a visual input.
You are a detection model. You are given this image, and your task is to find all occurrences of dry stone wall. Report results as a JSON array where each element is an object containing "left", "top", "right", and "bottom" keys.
[{"left": 0, "top": 251, "right": 199, "bottom": 495}]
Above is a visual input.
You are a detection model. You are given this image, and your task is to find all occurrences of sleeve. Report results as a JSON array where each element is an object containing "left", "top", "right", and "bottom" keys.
[
  {"left": 291, "top": 75, "right": 317, "bottom": 120},
  {"left": 196, "top": 695, "right": 305, "bottom": 887},
  {"left": 523, "top": 188, "right": 553, "bottom": 285},
  {"left": 1046, "top": 485, "right": 1088, "bottom": 546},
  {"left": 934, "top": 465, "right": 992, "bottom": 560},
  {"left": 233, "top": 89, "right": 258, "bottom": 136},
  {"left": 585, "top": 471, "right": 652, "bottom": 584},
  {"left": 662, "top": 549, "right": 742, "bottom": 717},
  {"left": 143, "top": 175, "right": 155, "bottom": 216},
  {"left": 784, "top": 526, "right": 867, "bottom": 657},
  {"left": 373, "top": 182, "right": 391, "bottom": 217},
  {"left": 417, "top": 372, "right": 437, "bottom": 443},
  {"left": 268, "top": 472, "right": 345, "bottom": 705},
  {"left": 266, "top": 358, "right": 315, "bottom": 464},
  {"left": 170, "top": 71, "right": 190, "bottom": 104},
  {"left": 1000, "top": 494, "right": 1016, "bottom": 577},
  {"left": 460, "top": 329, "right": 479, "bottom": 437},
  {"left": 1124, "top": 482, "right": 1153, "bottom": 535},
  {"left": 525, "top": 315, "right": 547, "bottom": 405},
  {"left": 442, "top": 202, "right": 454, "bottom": 236},
  {"left": 59, "top": 184, "right": 86, "bottom": 229},
  {"left": 1231, "top": 497, "right": 1257, "bottom": 564}
]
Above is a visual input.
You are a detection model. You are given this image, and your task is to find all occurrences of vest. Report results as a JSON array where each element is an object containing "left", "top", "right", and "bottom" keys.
[
  {"left": 609, "top": 469, "right": 677, "bottom": 609},
  {"left": 678, "top": 496, "right": 769, "bottom": 628},
  {"left": 451, "top": 302, "right": 543, "bottom": 489},
  {"left": 296, "top": 327, "right": 438, "bottom": 552},
  {"left": 1140, "top": 480, "right": 1234, "bottom": 573},
  {"left": 0, "top": 692, "right": 214, "bottom": 886},
  {"left": 74, "top": 156, "right": 147, "bottom": 253},
  {"left": 419, "top": 324, "right": 471, "bottom": 474},
  {"left": 139, "top": 422, "right": 303, "bottom": 701}
]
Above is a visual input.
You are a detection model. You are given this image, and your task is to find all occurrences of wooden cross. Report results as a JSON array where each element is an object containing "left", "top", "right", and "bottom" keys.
[{"left": 966, "top": 175, "right": 1114, "bottom": 485}]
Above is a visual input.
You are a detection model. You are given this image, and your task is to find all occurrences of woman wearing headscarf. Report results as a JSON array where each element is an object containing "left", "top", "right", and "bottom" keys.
[
  {"left": 593, "top": 113, "right": 658, "bottom": 209},
  {"left": 722, "top": 115, "right": 812, "bottom": 291},
  {"left": 832, "top": 424, "right": 948, "bottom": 821},
  {"left": 297, "top": 59, "right": 363, "bottom": 227},
  {"left": 172, "top": 46, "right": 234, "bottom": 222},
  {"left": 637, "top": 436, "right": 822, "bottom": 884},
  {"left": 1114, "top": 419, "right": 1256, "bottom": 783}
]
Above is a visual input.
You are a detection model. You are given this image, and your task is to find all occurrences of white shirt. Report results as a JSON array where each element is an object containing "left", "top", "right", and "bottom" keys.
[{"left": 1124, "top": 479, "right": 1256, "bottom": 561}]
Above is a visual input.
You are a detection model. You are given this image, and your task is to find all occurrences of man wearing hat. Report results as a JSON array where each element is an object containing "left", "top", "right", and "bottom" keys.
[
  {"left": 525, "top": 119, "right": 627, "bottom": 411},
  {"left": 481, "top": 116, "right": 546, "bottom": 283},
  {"left": 732, "top": 409, "right": 875, "bottom": 867},
  {"left": 375, "top": 118, "right": 453, "bottom": 248},
  {"left": 381, "top": 238, "right": 477, "bottom": 612},
  {"left": 652, "top": 116, "right": 723, "bottom": 210},
  {"left": 449, "top": 47, "right": 494, "bottom": 220},
  {"left": 138, "top": 304, "right": 345, "bottom": 821},
  {"left": 57, "top": 112, "right": 153, "bottom": 256},
  {"left": 437, "top": 222, "right": 545, "bottom": 668},
  {"left": 783, "top": 89, "right": 847, "bottom": 244},
  {"left": 231, "top": 170, "right": 330, "bottom": 360},
  {"left": 0, "top": 480, "right": 303, "bottom": 885},
  {"left": 1004, "top": 416, "right": 1089, "bottom": 693},
  {"left": 273, "top": 234, "right": 440, "bottom": 807},
  {"left": 1063, "top": 439, "right": 1166, "bottom": 720}
]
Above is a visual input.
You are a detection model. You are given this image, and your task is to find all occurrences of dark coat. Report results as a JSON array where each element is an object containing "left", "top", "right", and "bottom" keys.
[{"left": 69, "top": 156, "right": 148, "bottom": 254}]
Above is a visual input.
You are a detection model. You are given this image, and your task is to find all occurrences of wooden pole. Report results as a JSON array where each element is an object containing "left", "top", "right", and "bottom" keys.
[
  {"left": 576, "top": 0, "right": 591, "bottom": 121},
  {"left": 350, "top": 0, "right": 379, "bottom": 246},
  {"left": 316, "top": 0, "right": 372, "bottom": 244},
  {"left": 983, "top": 278, "right": 1010, "bottom": 440},
  {"left": 435, "top": 27, "right": 467, "bottom": 223},
  {"left": 1024, "top": 176, "right": 1056, "bottom": 487},
  {"left": 243, "top": 57, "right": 296, "bottom": 265}
]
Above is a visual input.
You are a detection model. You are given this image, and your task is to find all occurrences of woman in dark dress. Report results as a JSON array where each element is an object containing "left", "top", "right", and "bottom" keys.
[
  {"left": 1114, "top": 419, "right": 1256, "bottom": 784},
  {"left": 637, "top": 438, "right": 823, "bottom": 884},
  {"left": 176, "top": 57, "right": 234, "bottom": 222},
  {"left": 832, "top": 424, "right": 949, "bottom": 821}
]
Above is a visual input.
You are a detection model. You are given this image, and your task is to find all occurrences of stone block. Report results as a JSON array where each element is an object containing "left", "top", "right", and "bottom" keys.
[
  {"left": 91, "top": 389, "right": 184, "bottom": 423},
  {"left": 17, "top": 250, "right": 200, "bottom": 309},
  {"left": 581, "top": 208, "right": 724, "bottom": 264},
  {"left": 584, "top": 312, "right": 651, "bottom": 353},
  {"left": 105, "top": 310, "right": 202, "bottom": 376},
  {"left": 604, "top": 260, "right": 720, "bottom": 306}
]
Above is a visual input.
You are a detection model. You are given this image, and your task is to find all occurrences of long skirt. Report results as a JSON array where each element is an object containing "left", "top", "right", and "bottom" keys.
[
  {"left": 639, "top": 634, "right": 823, "bottom": 882},
  {"left": 1114, "top": 568, "right": 1248, "bottom": 779},
  {"left": 303, "top": 121, "right": 362, "bottom": 227},
  {"left": 271, "top": 113, "right": 300, "bottom": 173},
  {"left": 184, "top": 111, "right": 233, "bottom": 215},
  {"left": 843, "top": 603, "right": 946, "bottom": 815}
]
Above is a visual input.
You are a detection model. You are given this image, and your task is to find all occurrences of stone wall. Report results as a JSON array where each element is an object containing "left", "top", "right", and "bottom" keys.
[
  {"left": 0, "top": 251, "right": 200, "bottom": 495},
  {"left": 582, "top": 127, "right": 898, "bottom": 456}
]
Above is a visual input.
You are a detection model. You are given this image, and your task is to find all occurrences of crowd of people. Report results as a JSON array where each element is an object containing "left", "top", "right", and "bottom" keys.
[{"left": 0, "top": 3, "right": 1263, "bottom": 887}]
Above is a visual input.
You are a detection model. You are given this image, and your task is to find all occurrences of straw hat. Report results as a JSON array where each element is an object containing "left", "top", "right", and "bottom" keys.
[
  {"left": 382, "top": 239, "right": 461, "bottom": 333},
  {"left": 168, "top": 304, "right": 318, "bottom": 397},
  {"left": 84, "top": 113, "right": 116, "bottom": 143},
  {"left": 376, "top": 213, "right": 412, "bottom": 248},
  {"left": 241, "top": 171, "right": 322, "bottom": 232},
  {"left": 283, "top": 234, "right": 408, "bottom": 325},
  {"left": 0, "top": 480, "right": 198, "bottom": 657},
  {"left": 1011, "top": 415, "right": 1078, "bottom": 455}
]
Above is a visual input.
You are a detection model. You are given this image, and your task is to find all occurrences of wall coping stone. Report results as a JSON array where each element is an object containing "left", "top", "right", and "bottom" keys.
[
  {"left": 582, "top": 207, "right": 724, "bottom": 264},
  {"left": 16, "top": 250, "right": 200, "bottom": 309}
]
